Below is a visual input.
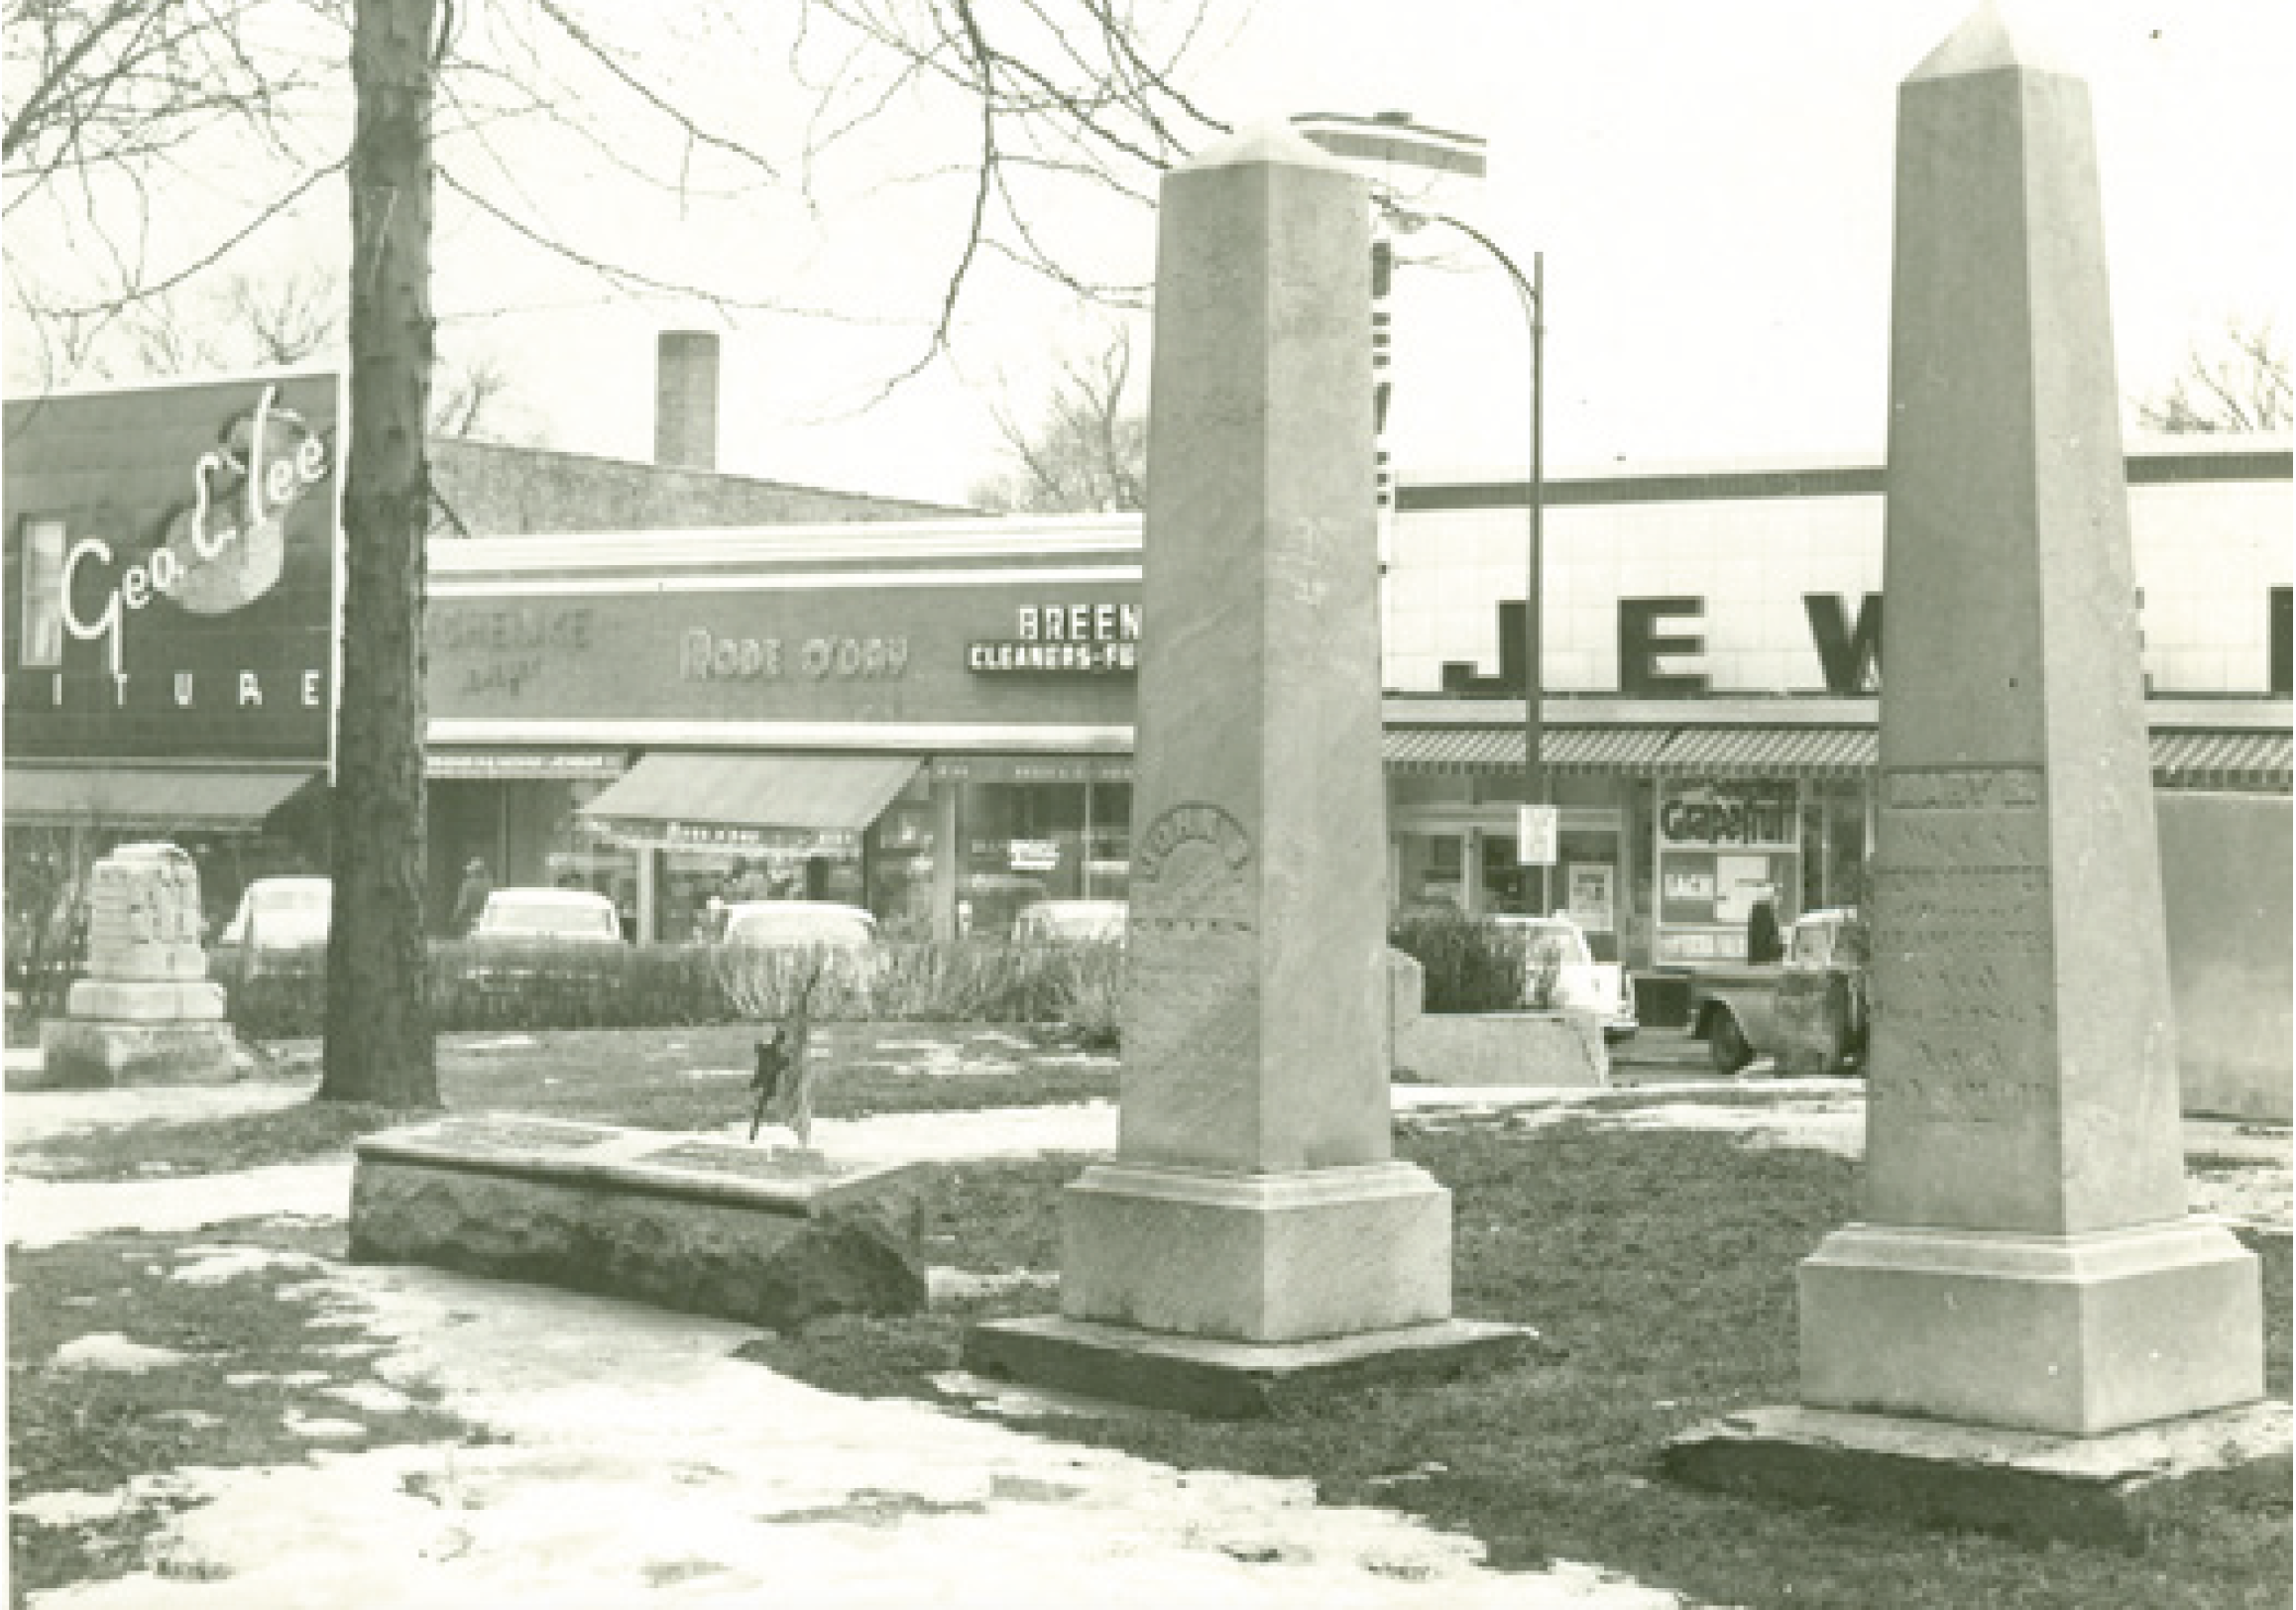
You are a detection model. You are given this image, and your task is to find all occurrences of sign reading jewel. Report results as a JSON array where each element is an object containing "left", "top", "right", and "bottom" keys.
[
  {"left": 3, "top": 375, "right": 341, "bottom": 763},
  {"left": 968, "top": 601, "right": 1141, "bottom": 675}
]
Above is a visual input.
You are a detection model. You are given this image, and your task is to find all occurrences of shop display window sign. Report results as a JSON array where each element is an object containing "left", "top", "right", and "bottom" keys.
[
  {"left": 4, "top": 375, "right": 341, "bottom": 764},
  {"left": 1654, "top": 779, "right": 1800, "bottom": 965}
]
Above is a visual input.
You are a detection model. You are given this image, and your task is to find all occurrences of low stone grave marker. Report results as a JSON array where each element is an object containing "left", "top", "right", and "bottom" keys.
[
  {"left": 349, "top": 1116, "right": 925, "bottom": 1328},
  {"left": 29, "top": 842, "right": 237, "bottom": 1090}
]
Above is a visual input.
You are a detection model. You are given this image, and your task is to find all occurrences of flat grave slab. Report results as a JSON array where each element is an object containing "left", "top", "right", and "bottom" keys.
[
  {"left": 350, "top": 1115, "right": 926, "bottom": 1328},
  {"left": 1663, "top": 1401, "right": 2292, "bottom": 1547},
  {"left": 965, "top": 1314, "right": 1547, "bottom": 1419}
]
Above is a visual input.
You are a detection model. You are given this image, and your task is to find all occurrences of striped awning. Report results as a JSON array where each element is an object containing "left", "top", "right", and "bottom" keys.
[
  {"left": 2149, "top": 730, "right": 2293, "bottom": 790},
  {"left": 1382, "top": 725, "right": 2290, "bottom": 789}
]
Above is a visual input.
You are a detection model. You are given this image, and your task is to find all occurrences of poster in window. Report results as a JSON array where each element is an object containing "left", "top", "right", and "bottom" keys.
[{"left": 1565, "top": 863, "right": 1615, "bottom": 932}]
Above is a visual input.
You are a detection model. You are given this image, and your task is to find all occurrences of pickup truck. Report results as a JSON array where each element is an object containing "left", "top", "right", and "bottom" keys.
[{"left": 1687, "top": 907, "right": 1869, "bottom": 1077}]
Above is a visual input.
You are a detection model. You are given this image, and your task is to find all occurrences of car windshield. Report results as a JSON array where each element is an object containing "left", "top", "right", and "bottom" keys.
[
  {"left": 480, "top": 898, "right": 617, "bottom": 936},
  {"left": 724, "top": 908, "right": 872, "bottom": 949}
]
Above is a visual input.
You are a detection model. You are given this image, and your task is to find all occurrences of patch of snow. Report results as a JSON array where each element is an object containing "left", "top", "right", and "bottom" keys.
[
  {"left": 446, "top": 1036, "right": 541, "bottom": 1054},
  {"left": 679, "top": 1067, "right": 749, "bottom": 1081},
  {"left": 170, "top": 1245, "right": 329, "bottom": 1287},
  {"left": 10, "top": 1472, "right": 202, "bottom": 1528},
  {"left": 927, "top": 1267, "right": 1056, "bottom": 1305},
  {"left": 4, "top": 1083, "right": 308, "bottom": 1152},
  {"left": 6, "top": 1162, "right": 350, "bottom": 1251},
  {"left": 52, "top": 1333, "right": 191, "bottom": 1373},
  {"left": 325, "top": 1382, "right": 415, "bottom": 1416},
  {"left": 24, "top": 1259, "right": 1684, "bottom": 1610},
  {"left": 283, "top": 1410, "right": 368, "bottom": 1440}
]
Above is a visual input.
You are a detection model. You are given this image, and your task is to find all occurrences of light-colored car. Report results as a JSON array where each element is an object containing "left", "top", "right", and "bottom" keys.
[
  {"left": 1495, "top": 914, "right": 1639, "bottom": 1042},
  {"left": 464, "top": 887, "right": 628, "bottom": 994},
  {"left": 212, "top": 875, "right": 331, "bottom": 985},
  {"left": 719, "top": 900, "right": 879, "bottom": 954},
  {"left": 1011, "top": 899, "right": 1128, "bottom": 944}
]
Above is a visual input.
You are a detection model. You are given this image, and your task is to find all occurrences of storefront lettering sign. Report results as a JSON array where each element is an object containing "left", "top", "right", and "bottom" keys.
[
  {"left": 679, "top": 630, "right": 909, "bottom": 682},
  {"left": 46, "top": 386, "right": 331, "bottom": 677},
  {"left": 5, "top": 376, "right": 339, "bottom": 761},
  {"left": 1656, "top": 781, "right": 1798, "bottom": 848},
  {"left": 969, "top": 601, "right": 1141, "bottom": 675}
]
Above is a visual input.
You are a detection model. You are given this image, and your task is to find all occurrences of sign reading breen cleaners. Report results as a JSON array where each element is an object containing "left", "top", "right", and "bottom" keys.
[
  {"left": 969, "top": 602, "right": 1142, "bottom": 674},
  {"left": 3, "top": 375, "right": 340, "bottom": 764}
]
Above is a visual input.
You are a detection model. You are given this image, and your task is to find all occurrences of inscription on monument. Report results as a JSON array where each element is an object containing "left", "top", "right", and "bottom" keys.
[
  {"left": 429, "top": 1117, "right": 611, "bottom": 1153},
  {"left": 1134, "top": 802, "right": 1252, "bottom": 882},
  {"left": 1872, "top": 766, "right": 2054, "bottom": 1124}
]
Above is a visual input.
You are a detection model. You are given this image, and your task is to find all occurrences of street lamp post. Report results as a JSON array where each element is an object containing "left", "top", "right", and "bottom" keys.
[{"left": 1389, "top": 209, "right": 1547, "bottom": 910}]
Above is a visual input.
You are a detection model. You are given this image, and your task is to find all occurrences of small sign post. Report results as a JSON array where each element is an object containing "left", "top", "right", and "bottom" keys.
[{"left": 1517, "top": 804, "right": 1558, "bottom": 866}]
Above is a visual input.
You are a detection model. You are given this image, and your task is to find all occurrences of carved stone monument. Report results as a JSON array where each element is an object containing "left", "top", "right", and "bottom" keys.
[
  {"left": 350, "top": 1117, "right": 926, "bottom": 1328},
  {"left": 34, "top": 842, "right": 238, "bottom": 1089},
  {"left": 964, "top": 124, "right": 1535, "bottom": 1414},
  {"left": 1665, "top": 7, "right": 2285, "bottom": 1539}
]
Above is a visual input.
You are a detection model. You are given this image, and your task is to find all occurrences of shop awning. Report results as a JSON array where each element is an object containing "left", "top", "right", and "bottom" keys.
[
  {"left": 2, "top": 767, "right": 319, "bottom": 832},
  {"left": 1383, "top": 728, "right": 1676, "bottom": 774},
  {"left": 578, "top": 753, "right": 921, "bottom": 853},
  {"left": 1382, "top": 723, "right": 2289, "bottom": 789},
  {"left": 2150, "top": 730, "right": 2293, "bottom": 790}
]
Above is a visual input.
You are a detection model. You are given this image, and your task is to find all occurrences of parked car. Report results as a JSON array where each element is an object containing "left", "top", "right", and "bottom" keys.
[
  {"left": 1011, "top": 898, "right": 1128, "bottom": 944},
  {"left": 211, "top": 875, "right": 331, "bottom": 987},
  {"left": 462, "top": 887, "right": 628, "bottom": 997},
  {"left": 718, "top": 900, "right": 879, "bottom": 954},
  {"left": 1495, "top": 914, "right": 1639, "bottom": 1042},
  {"left": 1689, "top": 906, "right": 1869, "bottom": 1076}
]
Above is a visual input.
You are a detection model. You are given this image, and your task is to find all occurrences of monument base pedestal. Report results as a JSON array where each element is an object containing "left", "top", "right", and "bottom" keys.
[
  {"left": 1663, "top": 1400, "right": 2290, "bottom": 1546},
  {"left": 1060, "top": 1160, "right": 1453, "bottom": 1341},
  {"left": 1799, "top": 1219, "right": 2262, "bottom": 1434},
  {"left": 27, "top": 1018, "right": 239, "bottom": 1090},
  {"left": 963, "top": 1314, "right": 1545, "bottom": 1419}
]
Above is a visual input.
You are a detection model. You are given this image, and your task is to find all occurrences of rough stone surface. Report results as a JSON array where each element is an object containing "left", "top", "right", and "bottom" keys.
[
  {"left": 964, "top": 1315, "right": 1546, "bottom": 1419},
  {"left": 348, "top": 1117, "right": 925, "bottom": 1329},
  {"left": 1791, "top": 7, "right": 2261, "bottom": 1438},
  {"left": 1664, "top": 1401, "right": 2292, "bottom": 1547},
  {"left": 1394, "top": 1011, "right": 1609, "bottom": 1088},
  {"left": 29, "top": 1019, "right": 239, "bottom": 1090}
]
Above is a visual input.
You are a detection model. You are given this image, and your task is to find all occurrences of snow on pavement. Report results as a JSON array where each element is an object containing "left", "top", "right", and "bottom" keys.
[{"left": 22, "top": 1251, "right": 1681, "bottom": 1610}]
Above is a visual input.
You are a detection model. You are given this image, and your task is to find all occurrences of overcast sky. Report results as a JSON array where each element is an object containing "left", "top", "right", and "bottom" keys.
[
  {"left": 558, "top": 0, "right": 2289, "bottom": 506},
  {"left": 9, "top": 1, "right": 2290, "bottom": 507}
]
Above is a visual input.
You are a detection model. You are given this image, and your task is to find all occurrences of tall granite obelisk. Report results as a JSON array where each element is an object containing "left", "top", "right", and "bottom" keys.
[
  {"left": 966, "top": 123, "right": 1530, "bottom": 1412},
  {"left": 1666, "top": 8, "right": 2281, "bottom": 1536}
]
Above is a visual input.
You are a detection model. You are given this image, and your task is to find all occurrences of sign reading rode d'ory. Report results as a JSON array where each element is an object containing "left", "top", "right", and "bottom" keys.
[{"left": 4, "top": 374, "right": 341, "bottom": 764}]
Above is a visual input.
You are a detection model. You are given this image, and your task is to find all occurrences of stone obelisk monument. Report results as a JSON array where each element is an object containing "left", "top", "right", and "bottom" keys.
[
  {"left": 1666, "top": 7, "right": 2283, "bottom": 1537},
  {"left": 966, "top": 123, "right": 1530, "bottom": 1413}
]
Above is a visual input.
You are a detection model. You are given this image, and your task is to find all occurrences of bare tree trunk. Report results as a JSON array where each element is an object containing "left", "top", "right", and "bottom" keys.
[{"left": 319, "top": 0, "right": 438, "bottom": 1107}]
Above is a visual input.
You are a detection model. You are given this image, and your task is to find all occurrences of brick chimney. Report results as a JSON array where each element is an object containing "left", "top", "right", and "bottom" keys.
[{"left": 654, "top": 330, "right": 721, "bottom": 471}]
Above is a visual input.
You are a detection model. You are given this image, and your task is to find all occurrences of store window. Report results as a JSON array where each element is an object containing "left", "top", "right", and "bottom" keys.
[
  {"left": 1651, "top": 778, "right": 1801, "bottom": 966},
  {"left": 958, "top": 778, "right": 1130, "bottom": 936}
]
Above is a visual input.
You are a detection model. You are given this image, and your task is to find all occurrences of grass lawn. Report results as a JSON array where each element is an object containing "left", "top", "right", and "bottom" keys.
[
  {"left": 15, "top": 1022, "right": 1116, "bottom": 1182},
  {"left": 746, "top": 1117, "right": 2295, "bottom": 1610},
  {"left": 7, "top": 1219, "right": 488, "bottom": 1602}
]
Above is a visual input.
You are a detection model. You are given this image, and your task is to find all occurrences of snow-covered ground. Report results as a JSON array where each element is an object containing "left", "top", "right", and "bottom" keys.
[{"left": 8, "top": 1062, "right": 2285, "bottom": 1608}]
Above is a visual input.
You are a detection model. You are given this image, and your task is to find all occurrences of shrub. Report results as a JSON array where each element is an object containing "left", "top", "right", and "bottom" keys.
[
  {"left": 222, "top": 936, "right": 1132, "bottom": 1040},
  {"left": 1387, "top": 914, "right": 1540, "bottom": 1013}
]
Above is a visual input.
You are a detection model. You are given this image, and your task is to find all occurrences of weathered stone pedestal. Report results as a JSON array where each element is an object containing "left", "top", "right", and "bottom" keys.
[
  {"left": 350, "top": 1116, "right": 926, "bottom": 1329},
  {"left": 32, "top": 843, "right": 235, "bottom": 1090},
  {"left": 1665, "top": 9, "right": 2280, "bottom": 1542},
  {"left": 964, "top": 124, "right": 1538, "bottom": 1414}
]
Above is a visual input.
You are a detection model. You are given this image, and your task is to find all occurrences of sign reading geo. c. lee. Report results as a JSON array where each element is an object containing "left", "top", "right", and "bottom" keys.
[{"left": 3, "top": 375, "right": 341, "bottom": 763}]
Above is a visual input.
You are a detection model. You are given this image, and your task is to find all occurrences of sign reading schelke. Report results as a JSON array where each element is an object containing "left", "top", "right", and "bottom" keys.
[{"left": 4, "top": 376, "right": 341, "bottom": 763}]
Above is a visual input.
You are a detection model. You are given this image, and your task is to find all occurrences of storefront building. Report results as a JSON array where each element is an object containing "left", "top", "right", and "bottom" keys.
[
  {"left": 426, "top": 433, "right": 2290, "bottom": 970},
  {"left": 3, "top": 374, "right": 344, "bottom": 939}
]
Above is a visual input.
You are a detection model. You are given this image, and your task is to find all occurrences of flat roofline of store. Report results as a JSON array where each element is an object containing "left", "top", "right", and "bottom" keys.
[
  {"left": 1402, "top": 431, "right": 2292, "bottom": 490},
  {"left": 1383, "top": 695, "right": 2291, "bottom": 731}
]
